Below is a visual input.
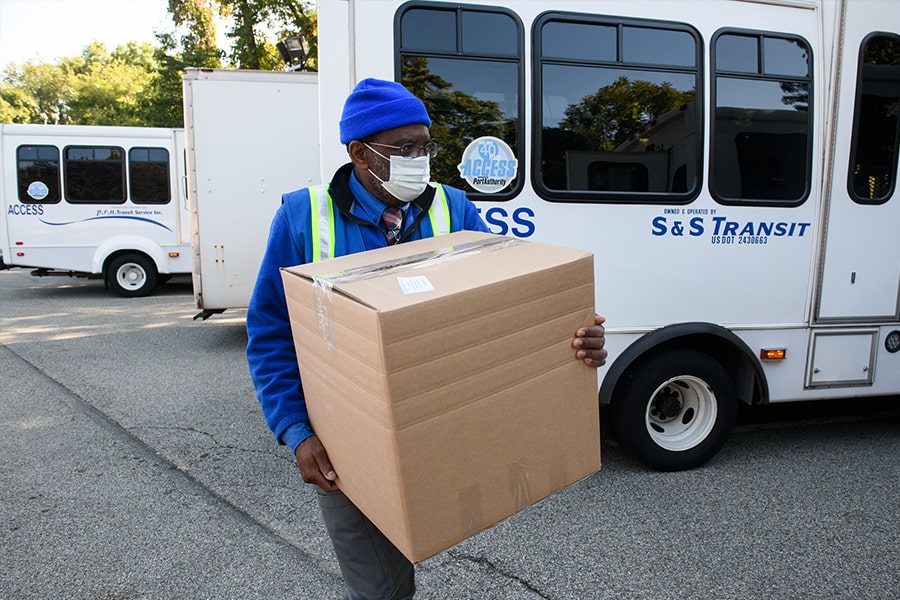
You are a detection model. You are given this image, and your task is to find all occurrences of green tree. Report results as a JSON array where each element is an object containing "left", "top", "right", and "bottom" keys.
[
  {"left": 401, "top": 56, "right": 509, "bottom": 188},
  {"left": 217, "top": 0, "right": 317, "bottom": 70},
  {"left": 266, "top": 0, "right": 317, "bottom": 70},
  {"left": 165, "top": 0, "right": 317, "bottom": 71},
  {"left": 219, "top": 0, "right": 275, "bottom": 69},
  {"left": 166, "top": 0, "right": 223, "bottom": 66},
  {"left": 0, "top": 60, "right": 71, "bottom": 123},
  {"left": 561, "top": 76, "right": 696, "bottom": 151},
  {"left": 140, "top": 0, "right": 224, "bottom": 127},
  {"left": 64, "top": 42, "right": 158, "bottom": 125},
  {"left": 0, "top": 83, "right": 34, "bottom": 123},
  {"left": 0, "top": 0, "right": 319, "bottom": 126}
]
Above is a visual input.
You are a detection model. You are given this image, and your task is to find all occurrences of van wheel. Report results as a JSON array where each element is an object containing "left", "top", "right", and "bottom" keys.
[
  {"left": 611, "top": 349, "right": 737, "bottom": 471},
  {"left": 106, "top": 254, "right": 158, "bottom": 297}
]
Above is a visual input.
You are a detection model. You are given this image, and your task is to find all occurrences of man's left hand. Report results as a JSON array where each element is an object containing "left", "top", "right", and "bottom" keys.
[{"left": 574, "top": 315, "right": 608, "bottom": 368}]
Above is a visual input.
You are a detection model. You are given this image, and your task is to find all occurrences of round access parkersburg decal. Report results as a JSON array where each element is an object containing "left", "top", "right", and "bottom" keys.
[
  {"left": 27, "top": 180, "right": 50, "bottom": 200},
  {"left": 457, "top": 136, "right": 518, "bottom": 194}
]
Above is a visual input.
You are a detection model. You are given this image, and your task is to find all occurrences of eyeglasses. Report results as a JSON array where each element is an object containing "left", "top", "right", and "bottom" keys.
[{"left": 366, "top": 140, "right": 440, "bottom": 158}]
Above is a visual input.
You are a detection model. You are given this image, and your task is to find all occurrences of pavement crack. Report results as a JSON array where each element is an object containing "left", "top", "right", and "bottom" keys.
[{"left": 448, "top": 551, "right": 553, "bottom": 599}]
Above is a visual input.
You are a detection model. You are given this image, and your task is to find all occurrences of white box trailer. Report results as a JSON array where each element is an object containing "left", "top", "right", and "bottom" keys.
[
  {"left": 182, "top": 68, "right": 320, "bottom": 318},
  {"left": 0, "top": 123, "right": 190, "bottom": 297}
]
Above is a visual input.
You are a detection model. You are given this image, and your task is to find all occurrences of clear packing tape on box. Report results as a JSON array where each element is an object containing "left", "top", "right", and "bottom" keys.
[{"left": 311, "top": 236, "right": 521, "bottom": 354}]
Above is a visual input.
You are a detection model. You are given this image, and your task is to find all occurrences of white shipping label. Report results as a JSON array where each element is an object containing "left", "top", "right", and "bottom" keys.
[{"left": 397, "top": 276, "right": 434, "bottom": 294}]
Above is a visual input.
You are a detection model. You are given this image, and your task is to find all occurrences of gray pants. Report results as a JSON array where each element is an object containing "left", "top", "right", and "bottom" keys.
[{"left": 318, "top": 490, "right": 415, "bottom": 600}]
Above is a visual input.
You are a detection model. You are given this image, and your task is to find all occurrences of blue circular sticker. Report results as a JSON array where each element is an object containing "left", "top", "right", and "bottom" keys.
[
  {"left": 27, "top": 180, "right": 50, "bottom": 200},
  {"left": 457, "top": 136, "right": 518, "bottom": 194}
]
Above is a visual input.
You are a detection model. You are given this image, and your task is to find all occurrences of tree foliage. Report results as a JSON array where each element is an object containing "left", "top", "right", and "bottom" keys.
[
  {"left": 65, "top": 42, "right": 160, "bottom": 126},
  {"left": 560, "top": 76, "right": 696, "bottom": 151},
  {"left": 1, "top": 60, "right": 70, "bottom": 124},
  {"left": 401, "top": 57, "right": 510, "bottom": 189},
  {"left": 0, "top": 0, "right": 317, "bottom": 126}
]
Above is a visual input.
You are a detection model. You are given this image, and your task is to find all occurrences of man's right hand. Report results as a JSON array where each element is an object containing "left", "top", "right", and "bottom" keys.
[{"left": 295, "top": 435, "right": 338, "bottom": 492}]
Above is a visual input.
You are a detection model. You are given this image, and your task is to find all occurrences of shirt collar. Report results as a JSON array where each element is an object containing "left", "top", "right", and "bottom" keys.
[{"left": 348, "top": 170, "right": 410, "bottom": 223}]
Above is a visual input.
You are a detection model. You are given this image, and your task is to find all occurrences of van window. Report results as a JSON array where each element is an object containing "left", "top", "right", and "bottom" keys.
[
  {"left": 711, "top": 31, "right": 812, "bottom": 205},
  {"left": 534, "top": 14, "right": 701, "bottom": 203},
  {"left": 64, "top": 145, "right": 126, "bottom": 204},
  {"left": 129, "top": 147, "right": 171, "bottom": 204},
  {"left": 397, "top": 3, "right": 523, "bottom": 199},
  {"left": 16, "top": 144, "right": 61, "bottom": 203},
  {"left": 847, "top": 33, "right": 900, "bottom": 204}
]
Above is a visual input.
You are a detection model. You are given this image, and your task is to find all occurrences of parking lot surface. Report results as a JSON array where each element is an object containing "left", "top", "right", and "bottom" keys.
[{"left": 1, "top": 270, "right": 898, "bottom": 599}]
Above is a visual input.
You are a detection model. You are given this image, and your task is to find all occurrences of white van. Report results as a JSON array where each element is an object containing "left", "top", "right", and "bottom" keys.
[{"left": 0, "top": 124, "right": 191, "bottom": 296}]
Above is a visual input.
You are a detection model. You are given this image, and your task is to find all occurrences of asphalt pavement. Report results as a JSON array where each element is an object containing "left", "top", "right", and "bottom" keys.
[{"left": 1, "top": 269, "right": 898, "bottom": 599}]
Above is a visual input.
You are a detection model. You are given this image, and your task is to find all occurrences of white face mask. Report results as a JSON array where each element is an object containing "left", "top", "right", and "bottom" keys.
[{"left": 365, "top": 145, "right": 431, "bottom": 203}]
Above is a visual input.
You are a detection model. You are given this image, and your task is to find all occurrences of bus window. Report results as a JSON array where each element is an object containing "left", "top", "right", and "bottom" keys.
[
  {"left": 847, "top": 33, "right": 900, "bottom": 204},
  {"left": 711, "top": 30, "right": 812, "bottom": 205},
  {"left": 397, "top": 3, "right": 523, "bottom": 199},
  {"left": 64, "top": 145, "right": 126, "bottom": 204},
  {"left": 16, "top": 144, "right": 61, "bottom": 203},
  {"left": 129, "top": 147, "right": 171, "bottom": 204},
  {"left": 534, "top": 14, "right": 701, "bottom": 203}
]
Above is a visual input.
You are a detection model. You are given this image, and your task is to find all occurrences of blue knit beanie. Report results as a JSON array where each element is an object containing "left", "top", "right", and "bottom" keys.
[{"left": 339, "top": 78, "right": 432, "bottom": 144}]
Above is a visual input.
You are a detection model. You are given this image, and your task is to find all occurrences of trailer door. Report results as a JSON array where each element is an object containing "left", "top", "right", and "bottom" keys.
[
  {"left": 817, "top": 1, "right": 900, "bottom": 322},
  {"left": 174, "top": 129, "right": 191, "bottom": 246}
]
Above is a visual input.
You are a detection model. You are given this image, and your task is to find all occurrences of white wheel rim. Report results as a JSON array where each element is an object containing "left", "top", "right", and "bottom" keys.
[
  {"left": 116, "top": 263, "right": 146, "bottom": 290},
  {"left": 644, "top": 375, "right": 718, "bottom": 452}
]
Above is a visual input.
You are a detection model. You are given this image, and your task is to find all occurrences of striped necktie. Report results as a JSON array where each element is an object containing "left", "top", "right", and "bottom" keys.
[{"left": 381, "top": 206, "right": 404, "bottom": 245}]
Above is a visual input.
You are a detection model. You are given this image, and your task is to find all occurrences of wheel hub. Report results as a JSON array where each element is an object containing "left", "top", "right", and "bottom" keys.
[
  {"left": 643, "top": 375, "right": 719, "bottom": 453},
  {"left": 652, "top": 387, "right": 683, "bottom": 420}
]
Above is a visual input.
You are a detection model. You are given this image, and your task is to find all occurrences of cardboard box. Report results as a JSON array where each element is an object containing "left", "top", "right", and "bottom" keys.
[{"left": 281, "top": 231, "right": 600, "bottom": 562}]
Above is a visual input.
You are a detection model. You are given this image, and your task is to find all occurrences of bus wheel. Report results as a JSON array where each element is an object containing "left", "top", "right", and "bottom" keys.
[
  {"left": 611, "top": 349, "right": 737, "bottom": 471},
  {"left": 106, "top": 253, "right": 158, "bottom": 298}
]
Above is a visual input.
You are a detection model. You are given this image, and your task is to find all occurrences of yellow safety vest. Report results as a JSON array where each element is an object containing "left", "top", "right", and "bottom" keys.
[{"left": 308, "top": 183, "right": 451, "bottom": 262}]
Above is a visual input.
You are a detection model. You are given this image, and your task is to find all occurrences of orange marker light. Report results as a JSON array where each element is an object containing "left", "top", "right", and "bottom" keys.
[{"left": 760, "top": 348, "right": 786, "bottom": 360}]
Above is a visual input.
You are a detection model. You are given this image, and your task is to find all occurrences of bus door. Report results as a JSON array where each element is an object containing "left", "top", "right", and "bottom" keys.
[{"left": 817, "top": 1, "right": 900, "bottom": 323}]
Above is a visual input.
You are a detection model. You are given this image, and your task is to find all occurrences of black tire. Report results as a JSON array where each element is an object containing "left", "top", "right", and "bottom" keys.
[
  {"left": 610, "top": 349, "right": 737, "bottom": 471},
  {"left": 106, "top": 253, "right": 158, "bottom": 298}
]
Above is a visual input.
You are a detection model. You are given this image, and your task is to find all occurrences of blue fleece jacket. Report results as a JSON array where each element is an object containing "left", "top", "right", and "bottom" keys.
[{"left": 246, "top": 165, "right": 489, "bottom": 453}]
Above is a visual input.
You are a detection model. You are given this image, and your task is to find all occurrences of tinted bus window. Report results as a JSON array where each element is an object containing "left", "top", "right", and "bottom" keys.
[
  {"left": 64, "top": 145, "right": 125, "bottom": 204},
  {"left": 711, "top": 31, "right": 812, "bottom": 205},
  {"left": 129, "top": 147, "right": 171, "bottom": 204},
  {"left": 17, "top": 145, "right": 61, "bottom": 203},
  {"left": 848, "top": 33, "right": 900, "bottom": 204},
  {"left": 535, "top": 14, "right": 701, "bottom": 203},
  {"left": 398, "top": 3, "right": 522, "bottom": 199}
]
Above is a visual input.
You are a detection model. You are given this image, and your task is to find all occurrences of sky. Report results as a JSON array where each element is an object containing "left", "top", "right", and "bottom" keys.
[{"left": 0, "top": 0, "right": 171, "bottom": 67}]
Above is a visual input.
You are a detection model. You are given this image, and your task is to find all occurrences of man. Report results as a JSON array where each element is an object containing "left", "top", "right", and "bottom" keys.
[{"left": 246, "top": 78, "right": 607, "bottom": 600}]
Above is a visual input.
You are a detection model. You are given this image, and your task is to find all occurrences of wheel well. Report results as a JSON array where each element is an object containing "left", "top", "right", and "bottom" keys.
[
  {"left": 102, "top": 250, "right": 155, "bottom": 277},
  {"left": 600, "top": 323, "right": 769, "bottom": 408}
]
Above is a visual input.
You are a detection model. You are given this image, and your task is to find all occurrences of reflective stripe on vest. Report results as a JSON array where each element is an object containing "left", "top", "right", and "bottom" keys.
[
  {"left": 428, "top": 184, "right": 451, "bottom": 237},
  {"left": 309, "top": 184, "right": 335, "bottom": 262},
  {"left": 309, "top": 183, "right": 451, "bottom": 262}
]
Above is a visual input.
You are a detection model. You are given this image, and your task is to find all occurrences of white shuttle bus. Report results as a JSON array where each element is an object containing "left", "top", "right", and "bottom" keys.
[
  {"left": 313, "top": 0, "right": 899, "bottom": 469},
  {"left": 0, "top": 124, "right": 191, "bottom": 297}
]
